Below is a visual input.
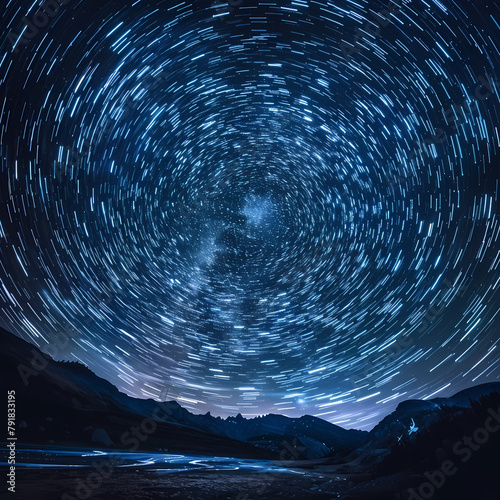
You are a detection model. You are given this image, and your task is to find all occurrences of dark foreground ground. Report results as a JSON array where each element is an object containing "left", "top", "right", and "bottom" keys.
[
  {"left": 13, "top": 467, "right": 347, "bottom": 500},
  {"left": 10, "top": 458, "right": 499, "bottom": 500}
]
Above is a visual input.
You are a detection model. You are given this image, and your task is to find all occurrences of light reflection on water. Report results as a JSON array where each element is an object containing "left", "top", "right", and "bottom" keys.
[{"left": 0, "top": 446, "right": 305, "bottom": 475}]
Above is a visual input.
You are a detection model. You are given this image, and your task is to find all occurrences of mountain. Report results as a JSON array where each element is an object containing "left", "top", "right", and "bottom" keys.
[
  {"left": 327, "top": 381, "right": 500, "bottom": 475},
  {"left": 177, "top": 410, "right": 368, "bottom": 459},
  {"left": 0, "top": 326, "right": 368, "bottom": 459},
  {"left": 0, "top": 326, "right": 273, "bottom": 459},
  {"left": 367, "top": 382, "right": 500, "bottom": 449},
  {"left": 3, "top": 325, "right": 500, "bottom": 499},
  {"left": 2, "top": 325, "right": 499, "bottom": 465}
]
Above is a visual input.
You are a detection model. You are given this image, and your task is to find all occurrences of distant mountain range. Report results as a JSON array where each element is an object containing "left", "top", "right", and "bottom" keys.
[{"left": 1, "top": 325, "right": 499, "bottom": 466}]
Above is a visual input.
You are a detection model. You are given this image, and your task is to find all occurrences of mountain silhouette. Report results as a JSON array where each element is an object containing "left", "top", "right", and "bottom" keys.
[{"left": 1, "top": 324, "right": 500, "bottom": 500}]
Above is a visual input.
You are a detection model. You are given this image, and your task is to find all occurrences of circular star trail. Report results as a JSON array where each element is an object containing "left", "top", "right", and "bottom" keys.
[{"left": 1, "top": 0, "right": 500, "bottom": 430}]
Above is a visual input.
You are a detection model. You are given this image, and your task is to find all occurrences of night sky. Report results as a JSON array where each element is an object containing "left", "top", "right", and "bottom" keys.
[{"left": 1, "top": 0, "right": 500, "bottom": 431}]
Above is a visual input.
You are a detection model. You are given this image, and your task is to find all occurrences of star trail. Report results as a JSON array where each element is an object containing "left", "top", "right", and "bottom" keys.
[{"left": 1, "top": 0, "right": 500, "bottom": 430}]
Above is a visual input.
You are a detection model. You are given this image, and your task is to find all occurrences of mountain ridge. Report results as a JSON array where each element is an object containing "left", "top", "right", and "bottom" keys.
[{"left": 1, "top": 325, "right": 499, "bottom": 461}]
